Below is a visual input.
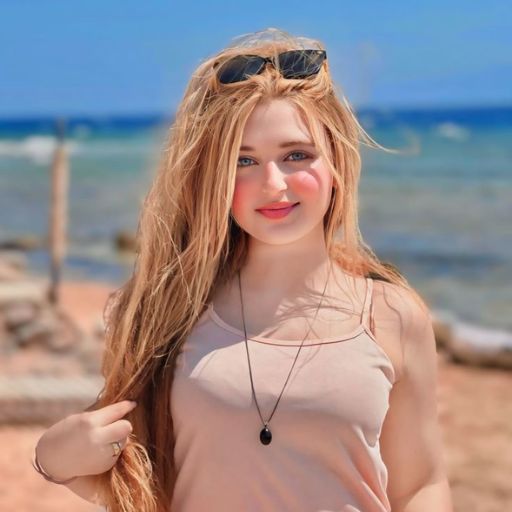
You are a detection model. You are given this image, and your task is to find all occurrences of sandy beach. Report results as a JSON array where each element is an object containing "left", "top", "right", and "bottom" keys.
[{"left": 1, "top": 279, "right": 511, "bottom": 511}]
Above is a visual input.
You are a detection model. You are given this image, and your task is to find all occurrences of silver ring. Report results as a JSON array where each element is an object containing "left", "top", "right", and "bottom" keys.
[{"left": 111, "top": 441, "right": 122, "bottom": 457}]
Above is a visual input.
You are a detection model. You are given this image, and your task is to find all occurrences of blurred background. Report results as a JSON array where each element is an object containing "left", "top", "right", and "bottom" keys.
[{"left": 0, "top": 1, "right": 510, "bottom": 511}]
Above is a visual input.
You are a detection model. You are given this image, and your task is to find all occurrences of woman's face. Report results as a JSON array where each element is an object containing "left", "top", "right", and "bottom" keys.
[{"left": 231, "top": 98, "right": 335, "bottom": 246}]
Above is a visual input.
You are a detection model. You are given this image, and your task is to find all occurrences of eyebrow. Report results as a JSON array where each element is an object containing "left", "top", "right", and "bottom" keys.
[{"left": 239, "top": 140, "right": 316, "bottom": 151}]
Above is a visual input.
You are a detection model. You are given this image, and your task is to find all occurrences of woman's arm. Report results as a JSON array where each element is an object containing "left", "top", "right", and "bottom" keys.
[
  {"left": 63, "top": 474, "right": 105, "bottom": 506},
  {"left": 33, "top": 442, "right": 104, "bottom": 505},
  {"left": 375, "top": 282, "right": 454, "bottom": 512}
]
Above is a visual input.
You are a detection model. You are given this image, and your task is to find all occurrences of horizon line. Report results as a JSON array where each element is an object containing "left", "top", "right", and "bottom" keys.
[{"left": 1, "top": 100, "right": 512, "bottom": 122}]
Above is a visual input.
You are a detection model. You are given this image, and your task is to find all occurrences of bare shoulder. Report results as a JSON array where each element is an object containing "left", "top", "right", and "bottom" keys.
[
  {"left": 370, "top": 279, "right": 432, "bottom": 383},
  {"left": 371, "top": 279, "right": 431, "bottom": 332}
]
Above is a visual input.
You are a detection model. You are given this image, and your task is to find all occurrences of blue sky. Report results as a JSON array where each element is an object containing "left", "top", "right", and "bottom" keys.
[{"left": 1, "top": 0, "right": 510, "bottom": 117}]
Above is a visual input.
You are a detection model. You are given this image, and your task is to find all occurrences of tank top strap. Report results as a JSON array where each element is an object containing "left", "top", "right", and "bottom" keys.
[{"left": 360, "top": 277, "right": 374, "bottom": 327}]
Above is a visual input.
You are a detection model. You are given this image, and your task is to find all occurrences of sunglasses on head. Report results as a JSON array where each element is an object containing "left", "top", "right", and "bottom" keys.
[{"left": 214, "top": 49, "right": 327, "bottom": 84}]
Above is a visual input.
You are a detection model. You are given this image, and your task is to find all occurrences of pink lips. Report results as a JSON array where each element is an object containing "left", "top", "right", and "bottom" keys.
[{"left": 257, "top": 203, "right": 299, "bottom": 219}]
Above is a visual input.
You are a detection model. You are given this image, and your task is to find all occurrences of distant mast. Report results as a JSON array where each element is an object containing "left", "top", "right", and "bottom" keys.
[{"left": 47, "top": 118, "right": 69, "bottom": 304}]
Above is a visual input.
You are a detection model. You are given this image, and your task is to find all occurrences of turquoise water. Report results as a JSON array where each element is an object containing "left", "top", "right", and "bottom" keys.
[{"left": 0, "top": 107, "right": 511, "bottom": 331}]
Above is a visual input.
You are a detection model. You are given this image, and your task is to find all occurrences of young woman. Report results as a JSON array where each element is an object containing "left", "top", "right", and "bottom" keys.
[{"left": 33, "top": 28, "right": 453, "bottom": 512}]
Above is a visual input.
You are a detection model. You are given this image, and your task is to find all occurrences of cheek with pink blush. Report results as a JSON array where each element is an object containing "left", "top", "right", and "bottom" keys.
[
  {"left": 230, "top": 182, "right": 252, "bottom": 217},
  {"left": 291, "top": 171, "right": 322, "bottom": 196}
]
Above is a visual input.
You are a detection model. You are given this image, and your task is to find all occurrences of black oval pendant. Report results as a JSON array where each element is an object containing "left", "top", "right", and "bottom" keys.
[{"left": 260, "top": 426, "right": 272, "bottom": 445}]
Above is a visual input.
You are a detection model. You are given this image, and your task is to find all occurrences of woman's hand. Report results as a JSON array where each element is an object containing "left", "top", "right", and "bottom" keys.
[{"left": 35, "top": 399, "right": 137, "bottom": 481}]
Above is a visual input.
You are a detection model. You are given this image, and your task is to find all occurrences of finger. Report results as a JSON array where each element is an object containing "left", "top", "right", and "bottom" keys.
[
  {"left": 97, "top": 419, "right": 134, "bottom": 445},
  {"left": 89, "top": 400, "right": 137, "bottom": 427},
  {"left": 98, "top": 435, "right": 130, "bottom": 460}
]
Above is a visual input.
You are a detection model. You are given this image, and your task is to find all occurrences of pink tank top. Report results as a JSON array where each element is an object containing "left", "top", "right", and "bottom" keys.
[{"left": 171, "top": 277, "right": 396, "bottom": 512}]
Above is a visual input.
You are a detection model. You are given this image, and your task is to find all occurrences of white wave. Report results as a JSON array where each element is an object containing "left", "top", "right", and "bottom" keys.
[
  {"left": 435, "top": 122, "right": 470, "bottom": 141},
  {"left": 0, "top": 136, "right": 80, "bottom": 165}
]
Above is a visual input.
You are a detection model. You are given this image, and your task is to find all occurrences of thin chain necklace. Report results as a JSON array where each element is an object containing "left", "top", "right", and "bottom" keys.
[{"left": 237, "top": 260, "right": 333, "bottom": 446}]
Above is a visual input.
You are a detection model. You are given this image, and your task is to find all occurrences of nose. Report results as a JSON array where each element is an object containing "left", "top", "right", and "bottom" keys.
[{"left": 261, "top": 160, "right": 288, "bottom": 194}]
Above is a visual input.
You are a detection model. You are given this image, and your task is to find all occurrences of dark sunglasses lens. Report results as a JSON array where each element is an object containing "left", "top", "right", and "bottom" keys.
[
  {"left": 278, "top": 50, "right": 326, "bottom": 79},
  {"left": 217, "top": 55, "right": 265, "bottom": 84}
]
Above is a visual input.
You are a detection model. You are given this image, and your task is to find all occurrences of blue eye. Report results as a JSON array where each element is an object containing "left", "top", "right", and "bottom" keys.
[
  {"left": 237, "top": 157, "right": 254, "bottom": 167},
  {"left": 237, "top": 151, "right": 310, "bottom": 167},
  {"left": 286, "top": 151, "right": 309, "bottom": 161}
]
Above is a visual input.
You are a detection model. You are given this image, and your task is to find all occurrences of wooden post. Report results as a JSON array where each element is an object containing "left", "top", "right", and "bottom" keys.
[{"left": 47, "top": 118, "right": 69, "bottom": 305}]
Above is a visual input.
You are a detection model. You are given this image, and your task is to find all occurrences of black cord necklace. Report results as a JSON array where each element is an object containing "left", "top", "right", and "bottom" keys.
[{"left": 237, "top": 261, "right": 333, "bottom": 445}]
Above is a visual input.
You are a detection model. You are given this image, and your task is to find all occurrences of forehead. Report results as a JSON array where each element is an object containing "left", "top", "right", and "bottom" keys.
[{"left": 240, "top": 98, "right": 327, "bottom": 149}]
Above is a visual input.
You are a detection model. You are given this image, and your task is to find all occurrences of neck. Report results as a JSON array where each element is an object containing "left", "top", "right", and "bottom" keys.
[{"left": 241, "top": 228, "right": 332, "bottom": 299}]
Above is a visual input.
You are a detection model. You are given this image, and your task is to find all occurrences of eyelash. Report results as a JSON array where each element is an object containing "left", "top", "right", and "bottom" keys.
[{"left": 237, "top": 151, "right": 311, "bottom": 168}]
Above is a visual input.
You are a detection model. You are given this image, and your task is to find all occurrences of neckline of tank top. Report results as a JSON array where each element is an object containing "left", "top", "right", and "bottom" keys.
[
  {"left": 206, "top": 302, "right": 369, "bottom": 346},
  {"left": 205, "top": 303, "right": 398, "bottom": 383}
]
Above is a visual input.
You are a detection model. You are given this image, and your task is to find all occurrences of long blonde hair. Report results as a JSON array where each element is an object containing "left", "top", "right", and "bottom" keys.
[{"left": 91, "top": 27, "right": 429, "bottom": 512}]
